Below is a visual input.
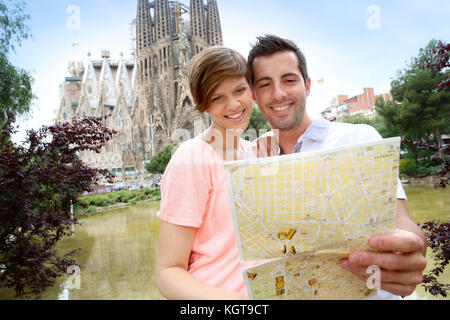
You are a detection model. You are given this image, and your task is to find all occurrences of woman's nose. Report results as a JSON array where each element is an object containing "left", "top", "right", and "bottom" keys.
[{"left": 226, "top": 96, "right": 241, "bottom": 111}]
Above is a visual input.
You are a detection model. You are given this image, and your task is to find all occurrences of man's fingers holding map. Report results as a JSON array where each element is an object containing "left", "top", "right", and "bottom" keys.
[
  {"left": 340, "top": 257, "right": 424, "bottom": 296},
  {"left": 341, "top": 261, "right": 424, "bottom": 285},
  {"left": 368, "top": 229, "right": 426, "bottom": 254},
  {"left": 345, "top": 250, "right": 426, "bottom": 272}
]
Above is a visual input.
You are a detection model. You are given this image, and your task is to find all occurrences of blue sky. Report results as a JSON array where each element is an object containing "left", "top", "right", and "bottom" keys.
[{"left": 9, "top": 0, "right": 450, "bottom": 142}]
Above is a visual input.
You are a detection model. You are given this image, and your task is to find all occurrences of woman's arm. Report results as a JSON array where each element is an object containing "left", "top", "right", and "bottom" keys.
[{"left": 156, "top": 221, "right": 246, "bottom": 300}]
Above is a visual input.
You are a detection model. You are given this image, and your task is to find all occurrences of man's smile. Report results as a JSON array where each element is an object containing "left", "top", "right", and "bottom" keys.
[{"left": 268, "top": 99, "right": 295, "bottom": 114}]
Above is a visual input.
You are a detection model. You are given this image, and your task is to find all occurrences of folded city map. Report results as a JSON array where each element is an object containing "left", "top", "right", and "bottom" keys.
[{"left": 224, "top": 137, "right": 401, "bottom": 300}]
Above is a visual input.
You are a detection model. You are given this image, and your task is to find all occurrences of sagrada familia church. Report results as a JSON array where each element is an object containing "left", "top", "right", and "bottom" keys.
[{"left": 55, "top": 0, "right": 223, "bottom": 177}]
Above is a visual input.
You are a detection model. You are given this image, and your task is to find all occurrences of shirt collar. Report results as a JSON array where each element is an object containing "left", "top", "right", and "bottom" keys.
[
  {"left": 278, "top": 118, "right": 330, "bottom": 155},
  {"left": 296, "top": 117, "right": 330, "bottom": 143}
]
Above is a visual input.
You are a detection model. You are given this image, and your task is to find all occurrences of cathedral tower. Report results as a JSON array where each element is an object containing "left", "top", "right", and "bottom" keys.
[
  {"left": 154, "top": 0, "right": 172, "bottom": 40},
  {"left": 56, "top": 0, "right": 223, "bottom": 178},
  {"left": 135, "top": 0, "right": 221, "bottom": 156},
  {"left": 136, "top": 0, "right": 152, "bottom": 52},
  {"left": 190, "top": 0, "right": 208, "bottom": 55},
  {"left": 206, "top": 0, "right": 222, "bottom": 46}
]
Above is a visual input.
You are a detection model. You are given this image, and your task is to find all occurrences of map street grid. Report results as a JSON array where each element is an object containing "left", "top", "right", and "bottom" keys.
[{"left": 224, "top": 137, "right": 401, "bottom": 300}]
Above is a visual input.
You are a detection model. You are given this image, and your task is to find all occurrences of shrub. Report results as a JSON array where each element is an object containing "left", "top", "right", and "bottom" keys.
[
  {"left": 145, "top": 143, "right": 179, "bottom": 174},
  {"left": 116, "top": 191, "right": 134, "bottom": 203},
  {"left": 87, "top": 206, "right": 97, "bottom": 213},
  {"left": 400, "top": 159, "right": 417, "bottom": 177},
  {"left": 76, "top": 187, "right": 161, "bottom": 212},
  {"left": 151, "top": 189, "right": 161, "bottom": 200}
]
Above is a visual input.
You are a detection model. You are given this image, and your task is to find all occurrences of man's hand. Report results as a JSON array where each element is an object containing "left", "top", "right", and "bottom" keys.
[{"left": 341, "top": 229, "right": 427, "bottom": 296}]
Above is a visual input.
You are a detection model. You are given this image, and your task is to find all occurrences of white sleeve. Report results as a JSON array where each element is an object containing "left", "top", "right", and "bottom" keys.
[{"left": 396, "top": 178, "right": 407, "bottom": 200}]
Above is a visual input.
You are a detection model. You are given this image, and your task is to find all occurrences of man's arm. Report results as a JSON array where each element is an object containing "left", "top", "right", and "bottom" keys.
[
  {"left": 395, "top": 199, "right": 427, "bottom": 255},
  {"left": 341, "top": 199, "right": 427, "bottom": 296}
]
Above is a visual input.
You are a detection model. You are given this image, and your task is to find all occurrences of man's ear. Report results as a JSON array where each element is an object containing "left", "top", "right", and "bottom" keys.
[{"left": 305, "top": 77, "right": 312, "bottom": 97}]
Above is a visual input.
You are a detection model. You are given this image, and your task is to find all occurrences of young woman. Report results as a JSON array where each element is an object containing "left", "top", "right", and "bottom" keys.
[{"left": 156, "top": 47, "right": 261, "bottom": 299}]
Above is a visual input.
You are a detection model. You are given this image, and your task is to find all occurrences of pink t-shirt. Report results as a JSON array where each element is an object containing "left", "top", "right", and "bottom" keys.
[{"left": 157, "top": 137, "right": 260, "bottom": 295}]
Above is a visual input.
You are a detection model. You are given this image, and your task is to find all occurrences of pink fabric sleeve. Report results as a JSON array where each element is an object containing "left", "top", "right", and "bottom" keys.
[{"left": 158, "top": 141, "right": 213, "bottom": 228}]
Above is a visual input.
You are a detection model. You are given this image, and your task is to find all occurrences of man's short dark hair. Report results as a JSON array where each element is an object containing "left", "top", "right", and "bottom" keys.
[{"left": 247, "top": 34, "right": 309, "bottom": 88}]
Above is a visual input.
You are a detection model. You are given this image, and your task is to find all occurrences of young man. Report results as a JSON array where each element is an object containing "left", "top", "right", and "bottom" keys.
[{"left": 248, "top": 34, "right": 427, "bottom": 299}]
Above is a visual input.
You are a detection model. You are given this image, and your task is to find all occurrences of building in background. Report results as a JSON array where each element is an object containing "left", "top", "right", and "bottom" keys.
[
  {"left": 320, "top": 88, "right": 392, "bottom": 121},
  {"left": 55, "top": 0, "right": 222, "bottom": 178}
]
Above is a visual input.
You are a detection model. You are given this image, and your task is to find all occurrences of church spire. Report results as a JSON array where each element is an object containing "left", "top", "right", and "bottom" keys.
[
  {"left": 206, "top": 0, "right": 222, "bottom": 46},
  {"left": 190, "top": 0, "right": 208, "bottom": 55},
  {"left": 136, "top": 0, "right": 152, "bottom": 53},
  {"left": 190, "top": 0, "right": 206, "bottom": 41},
  {"left": 154, "top": 0, "right": 172, "bottom": 40}
]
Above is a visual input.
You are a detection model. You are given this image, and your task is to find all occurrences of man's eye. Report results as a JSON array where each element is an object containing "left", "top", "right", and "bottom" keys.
[{"left": 258, "top": 83, "right": 269, "bottom": 88}]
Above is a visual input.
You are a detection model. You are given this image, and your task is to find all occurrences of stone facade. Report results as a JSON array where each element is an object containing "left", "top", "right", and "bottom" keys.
[{"left": 55, "top": 0, "right": 223, "bottom": 177}]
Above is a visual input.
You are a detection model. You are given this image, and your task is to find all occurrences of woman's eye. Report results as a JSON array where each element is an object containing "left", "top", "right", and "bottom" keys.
[{"left": 211, "top": 96, "right": 221, "bottom": 102}]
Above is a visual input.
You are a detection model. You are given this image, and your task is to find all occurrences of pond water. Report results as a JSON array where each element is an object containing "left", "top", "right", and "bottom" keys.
[
  {"left": 0, "top": 186, "right": 448, "bottom": 300},
  {"left": 0, "top": 201, "right": 163, "bottom": 300}
]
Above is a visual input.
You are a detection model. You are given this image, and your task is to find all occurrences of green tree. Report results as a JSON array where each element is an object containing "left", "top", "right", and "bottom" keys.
[
  {"left": 246, "top": 103, "right": 271, "bottom": 133},
  {"left": 242, "top": 103, "right": 271, "bottom": 141},
  {"left": 339, "top": 111, "right": 401, "bottom": 139},
  {"left": 145, "top": 143, "right": 179, "bottom": 174},
  {"left": 376, "top": 40, "right": 450, "bottom": 165},
  {"left": 0, "top": 0, "right": 33, "bottom": 127}
]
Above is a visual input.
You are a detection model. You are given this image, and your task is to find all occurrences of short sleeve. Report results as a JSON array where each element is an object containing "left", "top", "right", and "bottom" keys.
[
  {"left": 359, "top": 125, "right": 407, "bottom": 200},
  {"left": 157, "top": 140, "right": 213, "bottom": 228}
]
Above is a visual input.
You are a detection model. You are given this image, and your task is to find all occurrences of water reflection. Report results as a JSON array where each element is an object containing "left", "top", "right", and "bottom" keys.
[
  {"left": 0, "top": 201, "right": 162, "bottom": 300},
  {"left": 64, "top": 202, "right": 162, "bottom": 300},
  {"left": 404, "top": 185, "right": 450, "bottom": 223}
]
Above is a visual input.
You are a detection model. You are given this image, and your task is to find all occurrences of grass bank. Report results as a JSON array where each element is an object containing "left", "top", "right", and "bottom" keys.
[{"left": 75, "top": 187, "right": 161, "bottom": 214}]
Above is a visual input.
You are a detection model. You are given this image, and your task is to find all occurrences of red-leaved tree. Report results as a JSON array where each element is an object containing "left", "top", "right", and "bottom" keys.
[
  {"left": 420, "top": 221, "right": 450, "bottom": 297},
  {"left": 0, "top": 115, "right": 116, "bottom": 298},
  {"left": 421, "top": 40, "right": 450, "bottom": 89},
  {"left": 415, "top": 40, "right": 450, "bottom": 298}
]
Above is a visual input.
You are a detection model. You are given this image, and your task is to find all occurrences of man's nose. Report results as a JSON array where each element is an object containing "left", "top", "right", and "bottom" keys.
[{"left": 272, "top": 83, "right": 287, "bottom": 102}]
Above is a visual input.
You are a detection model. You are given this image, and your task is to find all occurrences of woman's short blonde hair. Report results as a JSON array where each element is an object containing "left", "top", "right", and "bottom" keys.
[{"left": 189, "top": 47, "right": 247, "bottom": 113}]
